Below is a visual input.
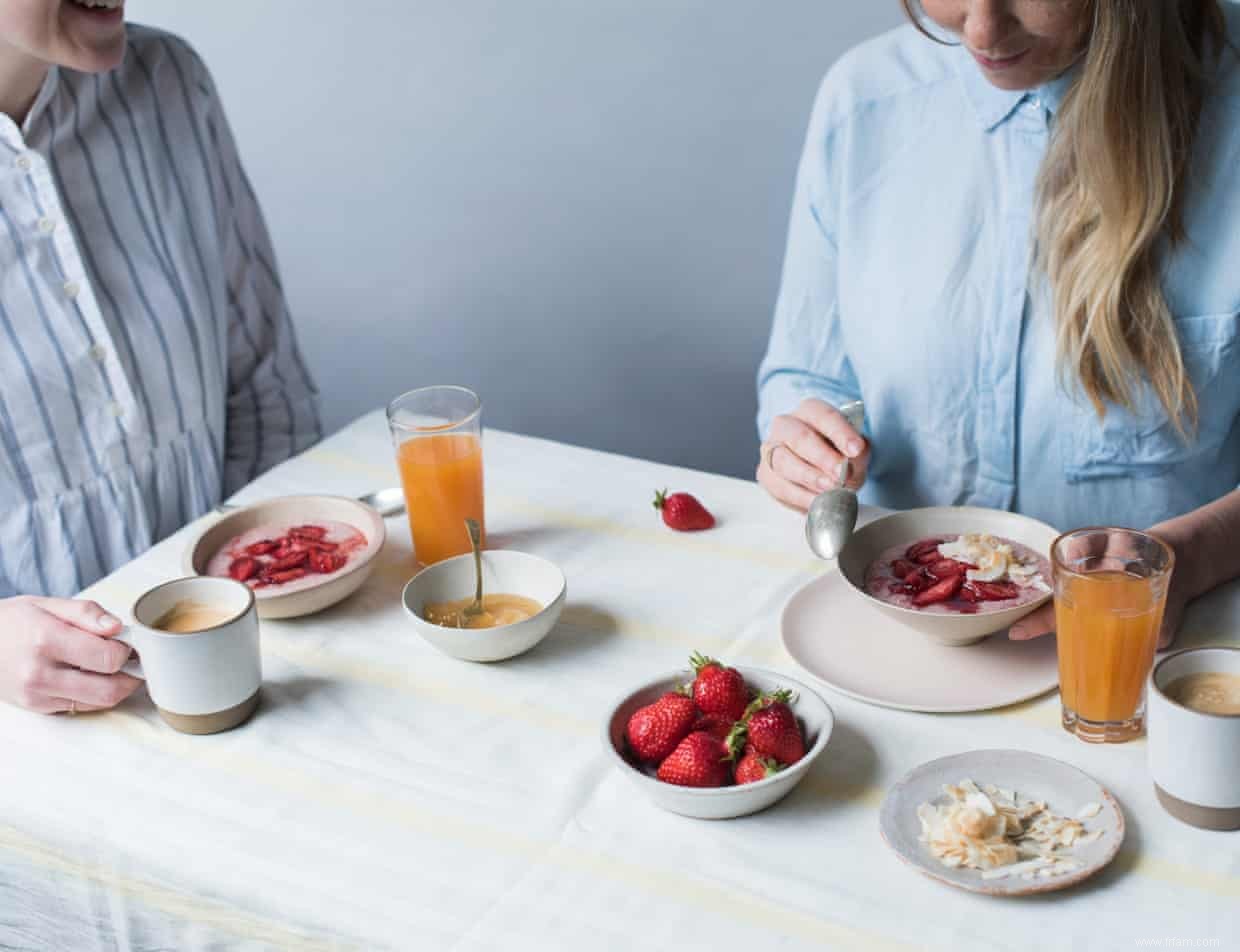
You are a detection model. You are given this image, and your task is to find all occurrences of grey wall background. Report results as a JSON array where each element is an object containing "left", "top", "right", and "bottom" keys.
[{"left": 126, "top": 1, "right": 904, "bottom": 478}]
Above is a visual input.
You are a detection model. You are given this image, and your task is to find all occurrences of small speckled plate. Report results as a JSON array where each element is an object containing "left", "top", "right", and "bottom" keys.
[{"left": 879, "top": 750, "right": 1125, "bottom": 896}]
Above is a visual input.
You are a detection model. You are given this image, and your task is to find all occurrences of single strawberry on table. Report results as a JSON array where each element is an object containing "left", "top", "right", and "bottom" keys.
[
  {"left": 741, "top": 690, "right": 806, "bottom": 765},
  {"left": 656, "top": 730, "right": 733, "bottom": 788},
  {"left": 625, "top": 691, "right": 697, "bottom": 764},
  {"left": 734, "top": 746, "right": 784, "bottom": 785},
  {"left": 688, "top": 651, "right": 749, "bottom": 721},
  {"left": 653, "top": 489, "right": 715, "bottom": 531}
]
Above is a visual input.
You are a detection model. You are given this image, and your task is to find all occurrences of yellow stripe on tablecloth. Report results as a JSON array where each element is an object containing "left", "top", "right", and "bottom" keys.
[
  {"left": 0, "top": 825, "right": 350, "bottom": 952},
  {"left": 302, "top": 448, "right": 821, "bottom": 574},
  {"left": 76, "top": 590, "right": 1240, "bottom": 903},
  {"left": 86, "top": 713, "right": 915, "bottom": 952}
]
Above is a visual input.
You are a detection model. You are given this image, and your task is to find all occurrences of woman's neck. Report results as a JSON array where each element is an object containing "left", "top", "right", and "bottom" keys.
[{"left": 0, "top": 41, "right": 49, "bottom": 128}]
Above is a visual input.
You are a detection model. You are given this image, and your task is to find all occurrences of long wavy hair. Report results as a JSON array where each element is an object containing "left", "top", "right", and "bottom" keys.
[{"left": 902, "top": 0, "right": 1227, "bottom": 434}]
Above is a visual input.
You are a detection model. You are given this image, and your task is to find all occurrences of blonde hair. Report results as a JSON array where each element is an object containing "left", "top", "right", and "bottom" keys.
[{"left": 903, "top": 0, "right": 1227, "bottom": 433}]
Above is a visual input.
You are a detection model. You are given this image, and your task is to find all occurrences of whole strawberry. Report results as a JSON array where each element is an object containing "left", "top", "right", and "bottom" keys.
[
  {"left": 692, "top": 711, "right": 735, "bottom": 741},
  {"left": 689, "top": 651, "right": 749, "bottom": 721},
  {"left": 734, "top": 746, "right": 784, "bottom": 785},
  {"left": 743, "top": 690, "right": 805, "bottom": 765},
  {"left": 656, "top": 731, "right": 733, "bottom": 787},
  {"left": 625, "top": 692, "right": 696, "bottom": 764},
  {"left": 653, "top": 489, "right": 715, "bottom": 531}
]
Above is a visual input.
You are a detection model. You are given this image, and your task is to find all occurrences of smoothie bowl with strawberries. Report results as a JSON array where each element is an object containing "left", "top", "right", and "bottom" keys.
[
  {"left": 837, "top": 507, "right": 1059, "bottom": 647},
  {"left": 187, "top": 495, "right": 386, "bottom": 619}
]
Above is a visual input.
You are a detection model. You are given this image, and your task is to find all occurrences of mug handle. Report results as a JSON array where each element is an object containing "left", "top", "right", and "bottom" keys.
[{"left": 110, "top": 627, "right": 145, "bottom": 680}]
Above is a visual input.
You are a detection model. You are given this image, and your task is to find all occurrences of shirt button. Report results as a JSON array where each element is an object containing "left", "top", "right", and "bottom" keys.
[
  {"left": 89, "top": 344, "right": 107, "bottom": 362},
  {"left": 37, "top": 216, "right": 55, "bottom": 234},
  {"left": 14, "top": 154, "right": 32, "bottom": 171},
  {"left": 108, "top": 401, "right": 124, "bottom": 418},
  {"left": 63, "top": 279, "right": 81, "bottom": 299}
]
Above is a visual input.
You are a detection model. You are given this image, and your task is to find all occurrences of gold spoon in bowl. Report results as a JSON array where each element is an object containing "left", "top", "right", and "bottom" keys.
[{"left": 463, "top": 518, "right": 485, "bottom": 619}]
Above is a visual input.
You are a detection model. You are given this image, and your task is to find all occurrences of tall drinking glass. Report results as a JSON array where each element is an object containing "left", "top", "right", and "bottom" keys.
[
  {"left": 387, "top": 386, "right": 484, "bottom": 566},
  {"left": 1052, "top": 528, "right": 1174, "bottom": 743}
]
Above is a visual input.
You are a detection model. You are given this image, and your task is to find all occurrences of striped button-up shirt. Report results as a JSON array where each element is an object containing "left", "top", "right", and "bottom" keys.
[{"left": 0, "top": 25, "right": 321, "bottom": 598}]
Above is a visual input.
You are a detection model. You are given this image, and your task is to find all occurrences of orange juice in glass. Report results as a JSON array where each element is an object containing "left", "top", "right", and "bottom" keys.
[
  {"left": 1052, "top": 527, "right": 1174, "bottom": 743},
  {"left": 387, "top": 386, "right": 484, "bottom": 565}
]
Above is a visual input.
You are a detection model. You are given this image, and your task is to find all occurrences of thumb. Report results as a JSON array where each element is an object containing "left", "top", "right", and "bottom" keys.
[
  {"left": 1009, "top": 604, "right": 1055, "bottom": 641},
  {"left": 28, "top": 597, "right": 122, "bottom": 635}
]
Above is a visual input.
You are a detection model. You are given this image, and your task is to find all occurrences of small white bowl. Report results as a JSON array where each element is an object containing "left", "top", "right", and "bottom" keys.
[
  {"left": 603, "top": 666, "right": 834, "bottom": 820},
  {"left": 837, "top": 506, "right": 1059, "bottom": 648},
  {"left": 186, "top": 494, "right": 386, "bottom": 620},
  {"left": 400, "top": 550, "right": 567, "bottom": 662}
]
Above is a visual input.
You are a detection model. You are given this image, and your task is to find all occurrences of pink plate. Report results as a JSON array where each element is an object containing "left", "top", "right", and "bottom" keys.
[{"left": 781, "top": 569, "right": 1059, "bottom": 713}]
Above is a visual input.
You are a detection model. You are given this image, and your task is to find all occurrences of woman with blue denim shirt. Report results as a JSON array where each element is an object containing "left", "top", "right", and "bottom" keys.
[{"left": 757, "top": 0, "right": 1240, "bottom": 645}]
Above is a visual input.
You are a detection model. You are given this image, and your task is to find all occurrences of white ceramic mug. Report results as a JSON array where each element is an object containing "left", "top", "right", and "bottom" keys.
[
  {"left": 119, "top": 576, "right": 262, "bottom": 735},
  {"left": 1148, "top": 646, "right": 1240, "bottom": 831}
]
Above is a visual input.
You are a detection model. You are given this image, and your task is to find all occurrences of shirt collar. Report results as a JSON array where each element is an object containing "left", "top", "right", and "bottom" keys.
[
  {"left": 22, "top": 66, "right": 59, "bottom": 137},
  {"left": 955, "top": 46, "right": 1081, "bottom": 132}
]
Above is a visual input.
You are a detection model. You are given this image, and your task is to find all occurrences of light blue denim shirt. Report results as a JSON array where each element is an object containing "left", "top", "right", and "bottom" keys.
[{"left": 758, "top": 18, "right": 1240, "bottom": 533}]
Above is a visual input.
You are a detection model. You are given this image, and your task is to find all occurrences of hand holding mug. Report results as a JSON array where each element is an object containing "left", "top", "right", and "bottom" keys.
[
  {"left": 758, "top": 397, "right": 870, "bottom": 513},
  {"left": 0, "top": 595, "right": 141, "bottom": 714}
]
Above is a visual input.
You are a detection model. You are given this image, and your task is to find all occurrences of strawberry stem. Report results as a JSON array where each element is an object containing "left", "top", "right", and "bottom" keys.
[
  {"left": 653, "top": 489, "right": 668, "bottom": 511},
  {"left": 742, "top": 688, "right": 796, "bottom": 720},
  {"left": 688, "top": 650, "right": 717, "bottom": 674}
]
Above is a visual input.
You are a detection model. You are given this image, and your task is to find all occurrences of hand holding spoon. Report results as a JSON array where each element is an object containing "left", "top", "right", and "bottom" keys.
[{"left": 805, "top": 400, "right": 865, "bottom": 561}]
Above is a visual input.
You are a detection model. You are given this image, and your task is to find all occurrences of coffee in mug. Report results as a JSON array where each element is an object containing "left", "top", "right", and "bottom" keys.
[
  {"left": 1148, "top": 646, "right": 1240, "bottom": 830},
  {"left": 115, "top": 576, "right": 263, "bottom": 735},
  {"left": 152, "top": 600, "right": 238, "bottom": 635},
  {"left": 1162, "top": 671, "right": 1240, "bottom": 716}
]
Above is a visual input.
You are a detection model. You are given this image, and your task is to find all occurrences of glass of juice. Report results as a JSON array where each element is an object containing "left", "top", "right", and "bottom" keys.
[
  {"left": 387, "top": 386, "right": 484, "bottom": 565},
  {"left": 1052, "top": 527, "right": 1175, "bottom": 744}
]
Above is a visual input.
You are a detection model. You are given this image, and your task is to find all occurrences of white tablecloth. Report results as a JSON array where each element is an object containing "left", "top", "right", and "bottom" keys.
[{"left": 3, "top": 412, "right": 1238, "bottom": 951}]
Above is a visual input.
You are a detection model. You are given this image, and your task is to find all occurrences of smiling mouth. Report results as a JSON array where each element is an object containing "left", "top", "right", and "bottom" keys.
[
  {"left": 67, "top": 0, "right": 124, "bottom": 11},
  {"left": 971, "top": 49, "right": 1031, "bottom": 71}
]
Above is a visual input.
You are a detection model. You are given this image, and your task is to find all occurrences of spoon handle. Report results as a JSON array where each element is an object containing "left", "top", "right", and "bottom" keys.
[
  {"left": 837, "top": 400, "right": 865, "bottom": 487},
  {"left": 465, "top": 519, "right": 483, "bottom": 608},
  {"left": 838, "top": 399, "right": 865, "bottom": 432}
]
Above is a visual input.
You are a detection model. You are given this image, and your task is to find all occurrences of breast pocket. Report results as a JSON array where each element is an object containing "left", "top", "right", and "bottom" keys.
[{"left": 1062, "top": 311, "right": 1240, "bottom": 482}]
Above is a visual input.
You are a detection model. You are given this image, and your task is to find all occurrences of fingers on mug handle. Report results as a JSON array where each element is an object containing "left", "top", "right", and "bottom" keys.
[
  {"left": 44, "top": 667, "right": 142, "bottom": 710},
  {"left": 29, "top": 597, "right": 121, "bottom": 634},
  {"left": 39, "top": 622, "right": 134, "bottom": 675}
]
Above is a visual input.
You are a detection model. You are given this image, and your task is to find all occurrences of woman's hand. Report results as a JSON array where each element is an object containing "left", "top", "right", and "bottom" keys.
[
  {"left": 1009, "top": 516, "right": 1211, "bottom": 649},
  {"left": 0, "top": 596, "right": 141, "bottom": 714},
  {"left": 758, "top": 398, "right": 871, "bottom": 512},
  {"left": 1009, "top": 579, "right": 1189, "bottom": 649}
]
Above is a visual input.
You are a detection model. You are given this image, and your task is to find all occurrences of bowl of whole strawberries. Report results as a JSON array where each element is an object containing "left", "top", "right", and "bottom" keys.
[{"left": 604, "top": 653, "right": 834, "bottom": 819}]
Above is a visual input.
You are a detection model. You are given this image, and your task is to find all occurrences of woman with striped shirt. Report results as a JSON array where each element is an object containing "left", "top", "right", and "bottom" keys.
[{"left": 0, "top": 1, "right": 320, "bottom": 714}]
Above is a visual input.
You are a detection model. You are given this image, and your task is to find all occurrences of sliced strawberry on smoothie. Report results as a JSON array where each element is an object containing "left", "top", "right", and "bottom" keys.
[
  {"left": 905, "top": 539, "right": 944, "bottom": 561},
  {"left": 891, "top": 559, "right": 917, "bottom": 579},
  {"left": 971, "top": 580, "right": 1020, "bottom": 601},
  {"left": 912, "top": 573, "right": 965, "bottom": 607},
  {"left": 925, "top": 559, "right": 968, "bottom": 579}
]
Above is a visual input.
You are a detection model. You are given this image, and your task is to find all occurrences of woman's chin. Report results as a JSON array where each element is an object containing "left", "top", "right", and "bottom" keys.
[{"left": 59, "top": 35, "right": 127, "bottom": 74}]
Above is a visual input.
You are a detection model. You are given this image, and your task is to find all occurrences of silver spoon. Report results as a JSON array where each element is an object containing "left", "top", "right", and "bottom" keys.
[
  {"left": 462, "top": 518, "right": 485, "bottom": 619},
  {"left": 805, "top": 400, "right": 866, "bottom": 561},
  {"left": 215, "top": 487, "right": 406, "bottom": 517},
  {"left": 359, "top": 487, "right": 406, "bottom": 518}
]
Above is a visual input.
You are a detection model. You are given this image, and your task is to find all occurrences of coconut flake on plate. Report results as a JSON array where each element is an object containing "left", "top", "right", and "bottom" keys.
[{"left": 918, "top": 779, "right": 1101, "bottom": 881}]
